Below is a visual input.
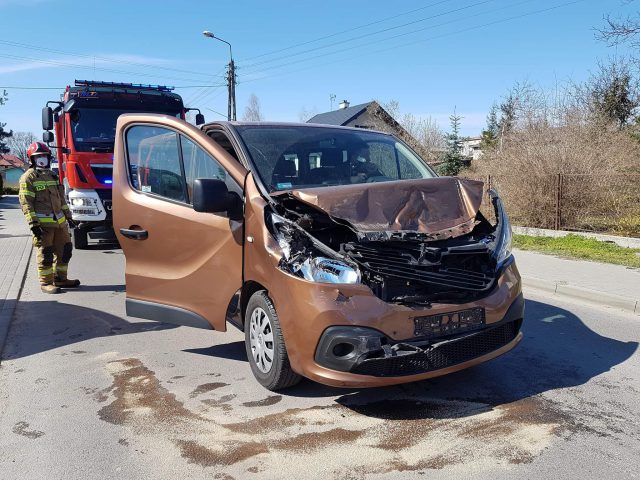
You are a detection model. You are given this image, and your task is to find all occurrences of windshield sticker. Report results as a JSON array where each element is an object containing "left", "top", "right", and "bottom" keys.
[
  {"left": 276, "top": 182, "right": 293, "bottom": 190},
  {"left": 141, "top": 185, "right": 152, "bottom": 193}
]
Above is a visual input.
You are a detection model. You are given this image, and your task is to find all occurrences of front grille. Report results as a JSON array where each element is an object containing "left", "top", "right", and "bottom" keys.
[
  {"left": 345, "top": 243, "right": 494, "bottom": 292},
  {"left": 90, "top": 165, "right": 113, "bottom": 185},
  {"left": 351, "top": 320, "right": 521, "bottom": 377}
]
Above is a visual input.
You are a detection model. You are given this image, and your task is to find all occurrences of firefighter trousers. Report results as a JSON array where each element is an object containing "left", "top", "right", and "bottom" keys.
[{"left": 33, "top": 224, "right": 72, "bottom": 285}]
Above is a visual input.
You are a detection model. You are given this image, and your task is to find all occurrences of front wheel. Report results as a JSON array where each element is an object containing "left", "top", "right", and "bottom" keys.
[{"left": 244, "top": 291, "right": 301, "bottom": 391}]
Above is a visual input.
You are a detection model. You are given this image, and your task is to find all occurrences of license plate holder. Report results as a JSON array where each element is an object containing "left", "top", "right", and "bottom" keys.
[{"left": 414, "top": 307, "right": 485, "bottom": 338}]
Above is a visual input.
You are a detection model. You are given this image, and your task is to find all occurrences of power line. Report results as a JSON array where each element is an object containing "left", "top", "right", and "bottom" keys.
[
  {"left": 242, "top": 0, "right": 533, "bottom": 78},
  {"left": 0, "top": 39, "right": 214, "bottom": 78},
  {"left": 239, "top": 0, "right": 452, "bottom": 62},
  {"left": 242, "top": 0, "right": 586, "bottom": 86},
  {"left": 240, "top": 0, "right": 494, "bottom": 72}
]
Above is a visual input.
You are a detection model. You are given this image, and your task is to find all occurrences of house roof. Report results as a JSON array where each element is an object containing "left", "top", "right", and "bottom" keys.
[
  {"left": 307, "top": 102, "right": 373, "bottom": 126},
  {"left": 0, "top": 154, "right": 25, "bottom": 169}
]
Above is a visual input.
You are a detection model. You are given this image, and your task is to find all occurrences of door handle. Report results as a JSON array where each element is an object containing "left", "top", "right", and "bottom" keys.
[{"left": 120, "top": 227, "right": 148, "bottom": 240}]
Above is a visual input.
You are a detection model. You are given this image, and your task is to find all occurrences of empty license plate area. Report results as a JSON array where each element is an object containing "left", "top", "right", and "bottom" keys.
[{"left": 414, "top": 308, "right": 485, "bottom": 338}]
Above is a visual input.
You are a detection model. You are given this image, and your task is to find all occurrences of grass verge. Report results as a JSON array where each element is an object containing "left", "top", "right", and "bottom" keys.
[{"left": 513, "top": 234, "right": 640, "bottom": 268}]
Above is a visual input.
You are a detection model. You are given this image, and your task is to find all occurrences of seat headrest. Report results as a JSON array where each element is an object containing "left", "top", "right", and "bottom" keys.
[{"left": 320, "top": 149, "right": 344, "bottom": 168}]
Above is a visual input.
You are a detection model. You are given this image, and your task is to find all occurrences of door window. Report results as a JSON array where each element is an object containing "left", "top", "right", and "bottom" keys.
[{"left": 126, "top": 125, "right": 187, "bottom": 203}]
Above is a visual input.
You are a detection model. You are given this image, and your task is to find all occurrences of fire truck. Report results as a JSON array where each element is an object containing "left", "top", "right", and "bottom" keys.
[{"left": 41, "top": 80, "right": 204, "bottom": 248}]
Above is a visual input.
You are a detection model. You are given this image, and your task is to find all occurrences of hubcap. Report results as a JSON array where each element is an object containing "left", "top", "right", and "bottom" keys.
[{"left": 249, "top": 307, "right": 274, "bottom": 373}]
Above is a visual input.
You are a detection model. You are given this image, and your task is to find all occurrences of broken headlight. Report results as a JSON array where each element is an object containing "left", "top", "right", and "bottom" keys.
[
  {"left": 298, "top": 257, "right": 361, "bottom": 284},
  {"left": 268, "top": 212, "right": 361, "bottom": 284}
]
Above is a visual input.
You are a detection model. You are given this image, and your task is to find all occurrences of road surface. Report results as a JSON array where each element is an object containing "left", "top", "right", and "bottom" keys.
[{"left": 1, "top": 245, "right": 638, "bottom": 479}]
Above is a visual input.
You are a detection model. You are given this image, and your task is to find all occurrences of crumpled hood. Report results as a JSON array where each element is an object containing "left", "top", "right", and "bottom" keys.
[{"left": 277, "top": 177, "right": 485, "bottom": 239}]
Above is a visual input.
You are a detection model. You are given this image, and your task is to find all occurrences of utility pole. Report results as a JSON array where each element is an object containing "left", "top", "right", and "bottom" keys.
[
  {"left": 203, "top": 31, "right": 236, "bottom": 121},
  {"left": 330, "top": 93, "right": 336, "bottom": 111}
]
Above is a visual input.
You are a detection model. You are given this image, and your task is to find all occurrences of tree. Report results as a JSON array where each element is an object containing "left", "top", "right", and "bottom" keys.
[
  {"left": 439, "top": 111, "right": 464, "bottom": 176},
  {"left": 242, "top": 93, "right": 263, "bottom": 121},
  {"left": 7, "top": 131, "right": 37, "bottom": 163},
  {"left": 298, "top": 106, "right": 318, "bottom": 123},
  {"left": 588, "top": 60, "right": 638, "bottom": 128},
  {"left": 598, "top": 2, "right": 640, "bottom": 50},
  {"left": 498, "top": 93, "right": 518, "bottom": 137},
  {"left": 0, "top": 90, "right": 12, "bottom": 155},
  {"left": 480, "top": 103, "right": 499, "bottom": 151}
]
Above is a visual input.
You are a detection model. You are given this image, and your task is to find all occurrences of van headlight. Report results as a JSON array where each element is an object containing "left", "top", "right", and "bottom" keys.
[
  {"left": 267, "top": 212, "right": 361, "bottom": 284},
  {"left": 493, "top": 192, "right": 513, "bottom": 266},
  {"left": 298, "top": 257, "right": 361, "bottom": 284}
]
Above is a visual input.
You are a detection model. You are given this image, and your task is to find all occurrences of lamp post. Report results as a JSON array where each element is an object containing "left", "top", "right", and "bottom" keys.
[{"left": 202, "top": 31, "right": 236, "bottom": 121}]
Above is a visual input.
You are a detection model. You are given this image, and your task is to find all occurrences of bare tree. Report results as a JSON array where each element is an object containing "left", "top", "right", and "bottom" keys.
[
  {"left": 298, "top": 106, "right": 318, "bottom": 123},
  {"left": 7, "top": 131, "right": 37, "bottom": 163},
  {"left": 382, "top": 100, "right": 446, "bottom": 161},
  {"left": 598, "top": 1, "right": 640, "bottom": 48},
  {"left": 242, "top": 94, "right": 264, "bottom": 122}
]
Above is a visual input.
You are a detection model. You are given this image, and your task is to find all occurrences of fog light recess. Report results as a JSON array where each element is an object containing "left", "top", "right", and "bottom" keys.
[{"left": 332, "top": 342, "right": 355, "bottom": 357}]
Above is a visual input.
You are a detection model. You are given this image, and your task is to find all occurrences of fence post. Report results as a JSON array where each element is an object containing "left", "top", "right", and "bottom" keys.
[{"left": 554, "top": 173, "right": 562, "bottom": 230}]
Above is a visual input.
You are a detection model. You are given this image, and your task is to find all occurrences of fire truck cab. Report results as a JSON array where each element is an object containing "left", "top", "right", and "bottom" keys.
[{"left": 42, "top": 80, "right": 203, "bottom": 248}]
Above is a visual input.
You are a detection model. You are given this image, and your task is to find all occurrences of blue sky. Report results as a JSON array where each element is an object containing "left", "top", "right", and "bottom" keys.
[{"left": 0, "top": 0, "right": 635, "bottom": 137}]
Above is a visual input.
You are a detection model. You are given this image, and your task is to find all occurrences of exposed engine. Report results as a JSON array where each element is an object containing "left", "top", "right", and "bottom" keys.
[{"left": 268, "top": 191, "right": 510, "bottom": 306}]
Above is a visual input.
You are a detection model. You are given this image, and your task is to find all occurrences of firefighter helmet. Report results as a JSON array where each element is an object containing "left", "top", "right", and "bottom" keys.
[{"left": 27, "top": 142, "right": 52, "bottom": 160}]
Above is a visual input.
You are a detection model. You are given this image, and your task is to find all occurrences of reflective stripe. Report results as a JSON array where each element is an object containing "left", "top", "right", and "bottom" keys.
[
  {"left": 38, "top": 216, "right": 66, "bottom": 224},
  {"left": 38, "top": 267, "right": 54, "bottom": 276},
  {"left": 37, "top": 212, "right": 65, "bottom": 220},
  {"left": 32, "top": 180, "right": 59, "bottom": 187},
  {"left": 55, "top": 265, "right": 68, "bottom": 272},
  {"left": 25, "top": 212, "right": 38, "bottom": 220},
  {"left": 19, "top": 190, "right": 36, "bottom": 198},
  {"left": 62, "top": 205, "right": 70, "bottom": 210}
]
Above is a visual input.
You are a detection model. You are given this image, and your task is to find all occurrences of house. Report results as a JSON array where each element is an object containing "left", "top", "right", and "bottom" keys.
[
  {"left": 460, "top": 136, "right": 483, "bottom": 162},
  {"left": 0, "top": 154, "right": 27, "bottom": 189},
  {"left": 307, "top": 100, "right": 435, "bottom": 163}
]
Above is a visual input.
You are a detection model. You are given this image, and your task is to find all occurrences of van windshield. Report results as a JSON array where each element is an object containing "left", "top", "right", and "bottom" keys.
[{"left": 233, "top": 125, "right": 436, "bottom": 192}]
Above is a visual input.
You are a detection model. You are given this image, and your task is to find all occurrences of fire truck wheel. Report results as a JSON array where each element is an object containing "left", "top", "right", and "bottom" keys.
[{"left": 73, "top": 228, "right": 88, "bottom": 249}]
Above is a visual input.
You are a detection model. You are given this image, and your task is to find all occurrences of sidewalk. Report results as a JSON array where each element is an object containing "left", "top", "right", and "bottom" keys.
[
  {"left": 0, "top": 196, "right": 32, "bottom": 354},
  {"left": 515, "top": 248, "right": 640, "bottom": 314}
]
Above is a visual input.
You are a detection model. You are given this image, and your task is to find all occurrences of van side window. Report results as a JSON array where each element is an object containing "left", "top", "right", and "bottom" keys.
[
  {"left": 126, "top": 125, "right": 187, "bottom": 203},
  {"left": 180, "top": 136, "right": 237, "bottom": 202}
]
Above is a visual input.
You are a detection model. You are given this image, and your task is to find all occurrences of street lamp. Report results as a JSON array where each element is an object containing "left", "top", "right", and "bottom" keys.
[{"left": 202, "top": 31, "right": 236, "bottom": 121}]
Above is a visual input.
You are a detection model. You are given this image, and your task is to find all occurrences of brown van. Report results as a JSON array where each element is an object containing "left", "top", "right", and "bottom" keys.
[{"left": 113, "top": 115, "right": 523, "bottom": 390}]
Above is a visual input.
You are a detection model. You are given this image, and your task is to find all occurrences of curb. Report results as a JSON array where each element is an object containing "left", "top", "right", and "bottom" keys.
[
  {"left": 513, "top": 226, "right": 640, "bottom": 249},
  {"left": 522, "top": 276, "right": 639, "bottom": 315},
  {"left": 0, "top": 238, "right": 32, "bottom": 358}
]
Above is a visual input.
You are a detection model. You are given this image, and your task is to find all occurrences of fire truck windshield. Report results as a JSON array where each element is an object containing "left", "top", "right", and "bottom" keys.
[{"left": 69, "top": 107, "right": 181, "bottom": 152}]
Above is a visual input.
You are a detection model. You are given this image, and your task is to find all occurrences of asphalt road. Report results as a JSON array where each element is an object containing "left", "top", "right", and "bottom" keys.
[{"left": 0, "top": 244, "right": 638, "bottom": 480}]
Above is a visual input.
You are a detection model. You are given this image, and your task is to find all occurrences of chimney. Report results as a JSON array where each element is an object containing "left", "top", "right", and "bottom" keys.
[{"left": 338, "top": 100, "right": 350, "bottom": 110}]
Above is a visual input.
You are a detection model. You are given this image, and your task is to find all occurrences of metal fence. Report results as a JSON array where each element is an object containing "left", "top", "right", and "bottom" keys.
[{"left": 470, "top": 174, "right": 640, "bottom": 238}]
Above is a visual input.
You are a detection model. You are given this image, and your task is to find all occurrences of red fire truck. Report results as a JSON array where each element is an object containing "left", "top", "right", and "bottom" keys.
[{"left": 42, "top": 80, "right": 203, "bottom": 248}]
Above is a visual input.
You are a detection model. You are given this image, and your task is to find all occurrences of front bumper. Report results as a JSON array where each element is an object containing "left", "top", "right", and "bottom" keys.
[
  {"left": 314, "top": 293, "right": 524, "bottom": 377},
  {"left": 268, "top": 259, "right": 524, "bottom": 388}
]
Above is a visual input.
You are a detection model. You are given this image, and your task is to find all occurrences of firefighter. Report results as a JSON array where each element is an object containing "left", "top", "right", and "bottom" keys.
[{"left": 18, "top": 142, "right": 81, "bottom": 294}]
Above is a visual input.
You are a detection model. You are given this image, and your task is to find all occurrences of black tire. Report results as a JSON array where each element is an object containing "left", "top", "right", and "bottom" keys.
[
  {"left": 244, "top": 290, "right": 301, "bottom": 391},
  {"left": 73, "top": 228, "right": 88, "bottom": 249}
]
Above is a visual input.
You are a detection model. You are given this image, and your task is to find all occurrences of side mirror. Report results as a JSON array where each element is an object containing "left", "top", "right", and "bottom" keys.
[
  {"left": 42, "top": 107, "right": 54, "bottom": 131},
  {"left": 192, "top": 178, "right": 242, "bottom": 219},
  {"left": 43, "top": 131, "right": 54, "bottom": 143},
  {"left": 195, "top": 113, "right": 205, "bottom": 125}
]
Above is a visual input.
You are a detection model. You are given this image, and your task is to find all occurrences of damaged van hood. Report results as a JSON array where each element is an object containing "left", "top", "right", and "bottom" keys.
[{"left": 274, "top": 177, "right": 485, "bottom": 240}]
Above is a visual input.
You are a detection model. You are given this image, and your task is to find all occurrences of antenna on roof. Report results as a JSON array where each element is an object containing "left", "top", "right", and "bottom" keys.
[{"left": 330, "top": 94, "right": 336, "bottom": 111}]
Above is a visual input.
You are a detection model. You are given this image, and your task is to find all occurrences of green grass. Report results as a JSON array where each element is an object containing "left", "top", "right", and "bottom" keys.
[{"left": 513, "top": 234, "right": 640, "bottom": 268}]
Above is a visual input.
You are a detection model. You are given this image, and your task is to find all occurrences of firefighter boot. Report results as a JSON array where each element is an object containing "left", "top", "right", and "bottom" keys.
[
  {"left": 41, "top": 283, "right": 61, "bottom": 294},
  {"left": 54, "top": 277, "right": 81, "bottom": 288}
]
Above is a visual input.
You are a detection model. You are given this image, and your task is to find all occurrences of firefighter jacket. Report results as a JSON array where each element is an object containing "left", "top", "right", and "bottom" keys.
[{"left": 18, "top": 168, "right": 72, "bottom": 227}]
